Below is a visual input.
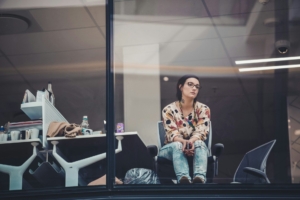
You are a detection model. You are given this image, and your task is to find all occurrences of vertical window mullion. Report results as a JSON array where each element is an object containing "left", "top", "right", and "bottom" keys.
[{"left": 106, "top": 0, "right": 115, "bottom": 191}]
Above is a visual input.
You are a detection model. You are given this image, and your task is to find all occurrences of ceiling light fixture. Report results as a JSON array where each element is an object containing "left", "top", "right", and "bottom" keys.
[
  {"left": 84, "top": 0, "right": 105, "bottom": 4},
  {"left": 0, "top": 14, "right": 30, "bottom": 35},
  {"left": 239, "top": 64, "right": 300, "bottom": 72},
  {"left": 163, "top": 77, "right": 169, "bottom": 81},
  {"left": 235, "top": 56, "right": 300, "bottom": 65}
]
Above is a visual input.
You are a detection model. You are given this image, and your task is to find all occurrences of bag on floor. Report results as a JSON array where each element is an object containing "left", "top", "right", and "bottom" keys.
[{"left": 123, "top": 168, "right": 160, "bottom": 184}]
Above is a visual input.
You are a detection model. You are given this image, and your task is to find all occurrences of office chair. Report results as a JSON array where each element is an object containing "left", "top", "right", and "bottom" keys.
[
  {"left": 232, "top": 140, "right": 276, "bottom": 184},
  {"left": 147, "top": 121, "right": 224, "bottom": 184}
]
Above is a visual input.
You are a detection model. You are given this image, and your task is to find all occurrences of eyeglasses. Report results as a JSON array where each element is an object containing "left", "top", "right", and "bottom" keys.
[{"left": 186, "top": 82, "right": 200, "bottom": 89}]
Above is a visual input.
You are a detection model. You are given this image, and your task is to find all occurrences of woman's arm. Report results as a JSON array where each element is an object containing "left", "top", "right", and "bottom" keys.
[
  {"left": 190, "top": 104, "right": 211, "bottom": 141},
  {"left": 162, "top": 106, "right": 183, "bottom": 143}
]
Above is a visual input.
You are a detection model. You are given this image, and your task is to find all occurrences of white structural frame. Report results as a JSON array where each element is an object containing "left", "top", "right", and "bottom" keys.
[
  {"left": 0, "top": 142, "right": 39, "bottom": 190},
  {"left": 51, "top": 136, "right": 124, "bottom": 187},
  {"left": 20, "top": 96, "right": 68, "bottom": 148}
]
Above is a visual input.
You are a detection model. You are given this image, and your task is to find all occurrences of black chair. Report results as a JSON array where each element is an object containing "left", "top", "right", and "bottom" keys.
[
  {"left": 232, "top": 140, "right": 276, "bottom": 184},
  {"left": 147, "top": 121, "right": 224, "bottom": 184}
]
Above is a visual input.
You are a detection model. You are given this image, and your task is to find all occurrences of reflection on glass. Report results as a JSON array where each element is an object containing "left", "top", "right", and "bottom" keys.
[
  {"left": 114, "top": 0, "right": 300, "bottom": 185},
  {"left": 0, "top": 1, "right": 106, "bottom": 190}
]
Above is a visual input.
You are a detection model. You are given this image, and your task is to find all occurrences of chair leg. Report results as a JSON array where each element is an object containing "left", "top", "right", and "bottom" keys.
[
  {"left": 215, "top": 158, "right": 218, "bottom": 176},
  {"left": 51, "top": 136, "right": 123, "bottom": 187},
  {"left": 0, "top": 142, "right": 38, "bottom": 190}
]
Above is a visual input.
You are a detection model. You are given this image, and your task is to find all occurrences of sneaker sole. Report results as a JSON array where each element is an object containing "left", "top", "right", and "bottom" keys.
[
  {"left": 193, "top": 176, "right": 205, "bottom": 184},
  {"left": 179, "top": 176, "right": 191, "bottom": 184}
]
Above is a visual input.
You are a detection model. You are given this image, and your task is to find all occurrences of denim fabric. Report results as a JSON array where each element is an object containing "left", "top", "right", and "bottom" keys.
[
  {"left": 158, "top": 140, "right": 208, "bottom": 182},
  {"left": 193, "top": 140, "right": 208, "bottom": 181}
]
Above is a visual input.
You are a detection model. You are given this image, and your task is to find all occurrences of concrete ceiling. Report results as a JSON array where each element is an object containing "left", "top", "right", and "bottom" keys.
[
  {"left": 0, "top": 0, "right": 107, "bottom": 129},
  {"left": 0, "top": 0, "right": 299, "bottom": 134}
]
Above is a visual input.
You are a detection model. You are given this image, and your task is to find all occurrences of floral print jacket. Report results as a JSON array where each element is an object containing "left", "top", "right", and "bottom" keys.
[{"left": 162, "top": 101, "right": 211, "bottom": 144}]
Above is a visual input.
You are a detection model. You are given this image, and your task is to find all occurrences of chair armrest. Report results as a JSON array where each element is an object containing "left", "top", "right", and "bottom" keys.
[
  {"left": 146, "top": 145, "right": 158, "bottom": 158},
  {"left": 212, "top": 143, "right": 224, "bottom": 158},
  {"left": 207, "top": 156, "right": 216, "bottom": 164},
  {"left": 211, "top": 143, "right": 223, "bottom": 177},
  {"left": 207, "top": 155, "right": 218, "bottom": 177},
  {"left": 243, "top": 167, "right": 270, "bottom": 183}
]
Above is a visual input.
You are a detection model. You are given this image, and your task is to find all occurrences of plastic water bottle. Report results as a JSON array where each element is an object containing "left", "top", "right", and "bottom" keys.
[
  {"left": 81, "top": 116, "right": 89, "bottom": 134},
  {"left": 0, "top": 126, "right": 7, "bottom": 142},
  {"left": 48, "top": 81, "right": 55, "bottom": 106}
]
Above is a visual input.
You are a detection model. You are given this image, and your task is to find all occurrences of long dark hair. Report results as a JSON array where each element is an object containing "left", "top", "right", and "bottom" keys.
[{"left": 176, "top": 75, "right": 200, "bottom": 104}]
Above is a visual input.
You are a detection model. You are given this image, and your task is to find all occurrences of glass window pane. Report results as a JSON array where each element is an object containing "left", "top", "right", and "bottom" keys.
[
  {"left": 0, "top": 0, "right": 107, "bottom": 191},
  {"left": 113, "top": 0, "right": 300, "bottom": 186}
]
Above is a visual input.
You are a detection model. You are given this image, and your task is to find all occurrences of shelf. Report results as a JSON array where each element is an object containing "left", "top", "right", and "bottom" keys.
[
  {"left": 19, "top": 97, "right": 68, "bottom": 148},
  {"left": 0, "top": 138, "right": 41, "bottom": 145},
  {"left": 47, "top": 134, "right": 105, "bottom": 141},
  {"left": 42, "top": 97, "right": 68, "bottom": 148},
  {"left": 21, "top": 102, "right": 42, "bottom": 120},
  {"left": 9, "top": 124, "right": 42, "bottom": 132},
  {"left": 46, "top": 131, "right": 138, "bottom": 141}
]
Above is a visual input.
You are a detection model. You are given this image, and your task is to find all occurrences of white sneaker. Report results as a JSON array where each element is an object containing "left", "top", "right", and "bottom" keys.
[
  {"left": 179, "top": 176, "right": 191, "bottom": 184},
  {"left": 193, "top": 176, "right": 205, "bottom": 184}
]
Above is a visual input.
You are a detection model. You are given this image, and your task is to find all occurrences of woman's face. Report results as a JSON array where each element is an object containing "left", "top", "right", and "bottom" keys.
[{"left": 180, "top": 78, "right": 200, "bottom": 100}]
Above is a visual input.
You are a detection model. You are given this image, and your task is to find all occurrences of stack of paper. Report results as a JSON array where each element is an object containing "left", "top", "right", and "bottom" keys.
[{"left": 8, "top": 120, "right": 42, "bottom": 128}]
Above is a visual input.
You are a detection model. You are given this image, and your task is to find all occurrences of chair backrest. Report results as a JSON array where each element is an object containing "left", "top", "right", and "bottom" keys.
[
  {"left": 157, "top": 121, "right": 166, "bottom": 149},
  {"left": 233, "top": 140, "right": 276, "bottom": 183},
  {"left": 206, "top": 122, "right": 212, "bottom": 156},
  {"left": 157, "top": 121, "right": 212, "bottom": 155}
]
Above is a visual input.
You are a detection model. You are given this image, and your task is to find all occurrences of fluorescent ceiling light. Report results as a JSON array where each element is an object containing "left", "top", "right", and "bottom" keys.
[
  {"left": 84, "top": 0, "right": 105, "bottom": 4},
  {"left": 235, "top": 56, "right": 300, "bottom": 65},
  {"left": 239, "top": 64, "right": 300, "bottom": 72}
]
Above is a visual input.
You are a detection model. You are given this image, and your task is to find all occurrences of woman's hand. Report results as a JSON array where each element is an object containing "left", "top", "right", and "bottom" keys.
[
  {"left": 173, "top": 137, "right": 197, "bottom": 156},
  {"left": 184, "top": 138, "right": 198, "bottom": 156},
  {"left": 173, "top": 136, "right": 188, "bottom": 152}
]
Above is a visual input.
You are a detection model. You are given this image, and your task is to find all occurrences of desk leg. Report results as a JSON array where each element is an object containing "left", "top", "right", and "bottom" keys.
[
  {"left": 0, "top": 142, "right": 38, "bottom": 190},
  {"left": 51, "top": 136, "right": 123, "bottom": 187},
  {"left": 65, "top": 167, "right": 79, "bottom": 187},
  {"left": 9, "top": 172, "right": 23, "bottom": 190}
]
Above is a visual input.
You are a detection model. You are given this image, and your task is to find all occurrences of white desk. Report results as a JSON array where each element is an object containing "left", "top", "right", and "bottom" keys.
[
  {"left": 0, "top": 140, "right": 41, "bottom": 190},
  {"left": 46, "top": 132, "right": 138, "bottom": 141},
  {"left": 0, "top": 138, "right": 40, "bottom": 144},
  {"left": 46, "top": 132, "right": 137, "bottom": 187}
]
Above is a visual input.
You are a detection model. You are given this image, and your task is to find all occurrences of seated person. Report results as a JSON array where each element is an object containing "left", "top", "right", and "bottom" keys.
[{"left": 158, "top": 75, "right": 210, "bottom": 184}]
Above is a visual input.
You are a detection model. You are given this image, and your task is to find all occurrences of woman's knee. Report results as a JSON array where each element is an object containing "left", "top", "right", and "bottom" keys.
[
  {"left": 194, "top": 140, "right": 208, "bottom": 150},
  {"left": 160, "top": 141, "right": 182, "bottom": 151},
  {"left": 170, "top": 141, "right": 183, "bottom": 150}
]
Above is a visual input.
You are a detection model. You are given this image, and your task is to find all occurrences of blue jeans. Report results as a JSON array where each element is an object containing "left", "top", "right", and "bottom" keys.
[{"left": 158, "top": 140, "right": 208, "bottom": 182}]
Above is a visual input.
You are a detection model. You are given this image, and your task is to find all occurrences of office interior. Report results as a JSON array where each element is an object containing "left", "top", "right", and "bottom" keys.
[{"left": 0, "top": 0, "right": 300, "bottom": 194}]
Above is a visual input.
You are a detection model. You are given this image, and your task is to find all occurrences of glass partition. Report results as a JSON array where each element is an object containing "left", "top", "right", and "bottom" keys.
[
  {"left": 1, "top": 0, "right": 300, "bottom": 196},
  {"left": 113, "top": 0, "right": 300, "bottom": 185},
  {"left": 0, "top": 0, "right": 107, "bottom": 191}
]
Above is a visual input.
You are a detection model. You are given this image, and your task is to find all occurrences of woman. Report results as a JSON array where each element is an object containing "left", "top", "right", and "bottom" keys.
[{"left": 158, "top": 75, "right": 210, "bottom": 184}]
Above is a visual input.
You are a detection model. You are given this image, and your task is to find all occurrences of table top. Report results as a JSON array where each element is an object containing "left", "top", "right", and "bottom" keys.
[
  {"left": 0, "top": 138, "right": 41, "bottom": 145},
  {"left": 46, "top": 132, "right": 138, "bottom": 141}
]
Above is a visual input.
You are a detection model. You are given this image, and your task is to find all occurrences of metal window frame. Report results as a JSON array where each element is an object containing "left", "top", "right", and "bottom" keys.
[{"left": 1, "top": 0, "right": 300, "bottom": 199}]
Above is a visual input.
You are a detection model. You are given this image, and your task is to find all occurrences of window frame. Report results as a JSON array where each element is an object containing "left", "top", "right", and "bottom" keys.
[{"left": 1, "top": 0, "right": 300, "bottom": 199}]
